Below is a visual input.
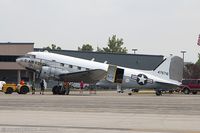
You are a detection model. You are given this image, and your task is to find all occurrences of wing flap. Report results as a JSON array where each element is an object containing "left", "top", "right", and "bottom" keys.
[{"left": 59, "top": 69, "right": 106, "bottom": 83}]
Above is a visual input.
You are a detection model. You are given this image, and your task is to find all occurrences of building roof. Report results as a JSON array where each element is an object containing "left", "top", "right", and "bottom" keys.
[
  {"left": 0, "top": 42, "right": 34, "bottom": 45},
  {"left": 34, "top": 48, "right": 163, "bottom": 57}
]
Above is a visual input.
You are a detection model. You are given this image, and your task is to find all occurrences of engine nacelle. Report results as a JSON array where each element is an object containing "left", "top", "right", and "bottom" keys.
[{"left": 39, "top": 66, "right": 68, "bottom": 80}]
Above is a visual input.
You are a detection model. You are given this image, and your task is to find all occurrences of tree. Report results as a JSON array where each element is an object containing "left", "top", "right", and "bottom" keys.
[
  {"left": 98, "top": 35, "right": 127, "bottom": 53},
  {"left": 78, "top": 44, "right": 94, "bottom": 52},
  {"left": 195, "top": 53, "right": 200, "bottom": 66},
  {"left": 43, "top": 44, "right": 62, "bottom": 51},
  {"left": 96, "top": 46, "right": 104, "bottom": 52},
  {"left": 184, "top": 63, "right": 200, "bottom": 79}
]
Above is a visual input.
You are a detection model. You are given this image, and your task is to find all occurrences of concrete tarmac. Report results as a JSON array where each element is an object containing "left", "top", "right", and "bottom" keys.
[{"left": 0, "top": 91, "right": 200, "bottom": 133}]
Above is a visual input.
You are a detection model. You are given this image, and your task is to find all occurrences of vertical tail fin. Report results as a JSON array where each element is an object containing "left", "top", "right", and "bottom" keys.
[{"left": 153, "top": 56, "right": 183, "bottom": 82}]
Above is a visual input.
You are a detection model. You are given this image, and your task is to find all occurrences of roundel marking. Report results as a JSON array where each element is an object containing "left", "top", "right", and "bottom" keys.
[{"left": 136, "top": 74, "right": 148, "bottom": 85}]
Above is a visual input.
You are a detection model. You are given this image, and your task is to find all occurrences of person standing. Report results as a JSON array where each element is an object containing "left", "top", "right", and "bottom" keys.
[
  {"left": 40, "top": 79, "right": 46, "bottom": 95},
  {"left": 80, "top": 81, "right": 84, "bottom": 94},
  {"left": 31, "top": 81, "right": 35, "bottom": 95}
]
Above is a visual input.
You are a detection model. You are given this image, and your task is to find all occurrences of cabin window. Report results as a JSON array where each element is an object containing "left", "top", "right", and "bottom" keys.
[
  {"left": 60, "top": 63, "right": 64, "bottom": 67},
  {"left": 69, "top": 65, "right": 73, "bottom": 68},
  {"left": 77, "top": 66, "right": 81, "bottom": 70}
]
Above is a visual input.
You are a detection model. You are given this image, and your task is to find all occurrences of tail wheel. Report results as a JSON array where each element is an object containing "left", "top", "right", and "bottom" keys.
[
  {"left": 19, "top": 86, "right": 29, "bottom": 94},
  {"left": 156, "top": 90, "right": 162, "bottom": 96},
  {"left": 5, "top": 87, "right": 13, "bottom": 94},
  {"left": 183, "top": 88, "right": 190, "bottom": 94}
]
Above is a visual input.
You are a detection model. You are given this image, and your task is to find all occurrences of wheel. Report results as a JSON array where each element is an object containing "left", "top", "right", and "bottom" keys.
[
  {"left": 128, "top": 92, "right": 132, "bottom": 95},
  {"left": 192, "top": 91, "right": 197, "bottom": 95},
  {"left": 52, "top": 85, "right": 60, "bottom": 95},
  {"left": 183, "top": 88, "right": 190, "bottom": 95},
  {"left": 156, "top": 90, "right": 162, "bottom": 96},
  {"left": 5, "top": 87, "right": 13, "bottom": 94},
  {"left": 19, "top": 86, "right": 29, "bottom": 94}
]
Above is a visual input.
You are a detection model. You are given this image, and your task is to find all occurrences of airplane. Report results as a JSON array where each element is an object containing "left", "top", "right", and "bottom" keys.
[{"left": 16, "top": 51, "right": 183, "bottom": 96}]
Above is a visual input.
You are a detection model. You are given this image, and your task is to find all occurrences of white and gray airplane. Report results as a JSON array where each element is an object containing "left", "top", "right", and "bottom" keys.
[{"left": 16, "top": 51, "right": 183, "bottom": 96}]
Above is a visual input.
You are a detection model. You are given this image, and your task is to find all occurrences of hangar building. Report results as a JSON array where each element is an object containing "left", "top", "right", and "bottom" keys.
[
  {"left": 0, "top": 43, "right": 163, "bottom": 84},
  {"left": 0, "top": 43, "right": 34, "bottom": 83}
]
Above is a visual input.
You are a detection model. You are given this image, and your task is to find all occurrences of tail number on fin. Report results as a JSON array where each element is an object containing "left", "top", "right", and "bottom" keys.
[{"left": 158, "top": 71, "right": 169, "bottom": 76}]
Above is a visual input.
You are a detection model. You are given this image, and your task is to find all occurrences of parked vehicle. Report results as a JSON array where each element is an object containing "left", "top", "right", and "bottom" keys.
[
  {"left": 181, "top": 79, "right": 200, "bottom": 94},
  {"left": 0, "top": 81, "right": 6, "bottom": 91},
  {"left": 2, "top": 83, "right": 30, "bottom": 94}
]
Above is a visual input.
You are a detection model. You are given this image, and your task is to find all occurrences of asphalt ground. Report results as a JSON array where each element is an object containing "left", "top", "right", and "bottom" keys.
[{"left": 0, "top": 90, "right": 200, "bottom": 133}]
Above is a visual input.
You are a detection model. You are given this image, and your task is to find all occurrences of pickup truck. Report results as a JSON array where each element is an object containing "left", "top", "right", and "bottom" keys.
[{"left": 181, "top": 79, "right": 200, "bottom": 94}]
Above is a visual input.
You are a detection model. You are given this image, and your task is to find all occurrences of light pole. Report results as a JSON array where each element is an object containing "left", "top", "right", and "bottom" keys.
[
  {"left": 132, "top": 49, "right": 138, "bottom": 54},
  {"left": 181, "top": 51, "right": 186, "bottom": 62}
]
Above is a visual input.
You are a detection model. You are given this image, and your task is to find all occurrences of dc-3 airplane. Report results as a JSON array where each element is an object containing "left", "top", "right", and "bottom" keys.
[{"left": 16, "top": 51, "right": 183, "bottom": 96}]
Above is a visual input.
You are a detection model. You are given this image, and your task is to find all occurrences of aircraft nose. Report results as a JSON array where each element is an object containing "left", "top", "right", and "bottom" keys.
[
  {"left": 16, "top": 58, "right": 23, "bottom": 65},
  {"left": 16, "top": 58, "right": 20, "bottom": 63}
]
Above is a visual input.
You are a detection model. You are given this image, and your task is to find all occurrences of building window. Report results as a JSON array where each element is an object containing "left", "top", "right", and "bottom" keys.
[{"left": 0, "top": 56, "right": 20, "bottom": 62}]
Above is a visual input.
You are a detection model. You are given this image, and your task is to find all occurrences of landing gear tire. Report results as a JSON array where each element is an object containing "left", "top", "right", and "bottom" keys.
[
  {"left": 52, "top": 85, "right": 70, "bottom": 95},
  {"left": 52, "top": 85, "right": 60, "bottom": 95},
  {"left": 128, "top": 92, "right": 132, "bottom": 95},
  {"left": 156, "top": 90, "right": 162, "bottom": 96}
]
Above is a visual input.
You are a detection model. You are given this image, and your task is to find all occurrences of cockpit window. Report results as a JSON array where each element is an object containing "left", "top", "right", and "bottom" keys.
[{"left": 25, "top": 54, "right": 36, "bottom": 59}]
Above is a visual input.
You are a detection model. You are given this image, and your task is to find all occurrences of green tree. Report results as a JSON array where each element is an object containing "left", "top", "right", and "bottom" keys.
[
  {"left": 195, "top": 53, "right": 200, "bottom": 66},
  {"left": 99, "top": 35, "right": 127, "bottom": 53},
  {"left": 96, "top": 46, "right": 104, "bottom": 52},
  {"left": 184, "top": 63, "right": 200, "bottom": 79},
  {"left": 43, "top": 44, "right": 62, "bottom": 51},
  {"left": 78, "top": 44, "right": 94, "bottom": 52}
]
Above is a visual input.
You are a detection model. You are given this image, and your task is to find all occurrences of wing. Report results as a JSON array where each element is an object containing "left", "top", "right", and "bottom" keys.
[{"left": 59, "top": 69, "right": 107, "bottom": 83}]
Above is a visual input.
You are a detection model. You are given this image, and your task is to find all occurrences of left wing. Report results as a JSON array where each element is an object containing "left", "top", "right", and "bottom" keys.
[{"left": 59, "top": 69, "right": 107, "bottom": 83}]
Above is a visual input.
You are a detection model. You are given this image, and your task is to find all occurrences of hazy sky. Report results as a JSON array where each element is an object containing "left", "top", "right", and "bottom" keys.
[{"left": 0, "top": 0, "right": 200, "bottom": 62}]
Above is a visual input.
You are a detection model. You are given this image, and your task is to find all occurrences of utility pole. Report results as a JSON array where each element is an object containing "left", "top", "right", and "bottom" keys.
[
  {"left": 180, "top": 51, "right": 186, "bottom": 62},
  {"left": 132, "top": 49, "right": 138, "bottom": 54}
]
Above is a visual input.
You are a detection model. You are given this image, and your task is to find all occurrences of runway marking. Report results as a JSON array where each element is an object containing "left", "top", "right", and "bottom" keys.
[{"left": 0, "top": 124, "right": 199, "bottom": 133}]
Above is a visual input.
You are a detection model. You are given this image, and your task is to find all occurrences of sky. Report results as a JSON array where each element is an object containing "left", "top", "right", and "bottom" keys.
[{"left": 0, "top": 0, "right": 200, "bottom": 63}]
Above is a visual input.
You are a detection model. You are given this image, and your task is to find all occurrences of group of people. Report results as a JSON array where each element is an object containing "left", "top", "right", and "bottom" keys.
[
  {"left": 30, "top": 79, "right": 85, "bottom": 95},
  {"left": 21, "top": 79, "right": 47, "bottom": 95}
]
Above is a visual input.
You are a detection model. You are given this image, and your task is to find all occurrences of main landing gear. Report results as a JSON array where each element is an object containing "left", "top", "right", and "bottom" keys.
[{"left": 52, "top": 82, "right": 70, "bottom": 95}]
